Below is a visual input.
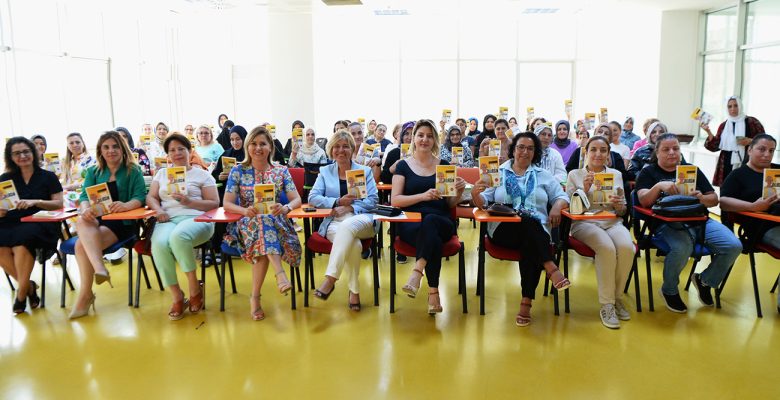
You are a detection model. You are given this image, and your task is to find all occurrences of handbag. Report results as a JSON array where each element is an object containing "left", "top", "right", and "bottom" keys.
[
  {"left": 486, "top": 203, "right": 517, "bottom": 217},
  {"left": 569, "top": 189, "right": 590, "bottom": 215},
  {"left": 651, "top": 195, "right": 708, "bottom": 218},
  {"left": 373, "top": 205, "right": 402, "bottom": 217}
]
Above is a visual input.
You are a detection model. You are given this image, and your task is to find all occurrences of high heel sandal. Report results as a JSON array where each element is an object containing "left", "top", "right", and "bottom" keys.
[
  {"left": 189, "top": 281, "right": 205, "bottom": 314},
  {"left": 313, "top": 281, "right": 335, "bottom": 301},
  {"left": 547, "top": 268, "right": 572, "bottom": 291},
  {"left": 275, "top": 271, "right": 292, "bottom": 296},
  {"left": 402, "top": 268, "right": 424, "bottom": 298},
  {"left": 94, "top": 270, "right": 114, "bottom": 288},
  {"left": 427, "top": 290, "right": 443, "bottom": 315},
  {"left": 348, "top": 291, "right": 361, "bottom": 312},
  {"left": 168, "top": 290, "right": 189, "bottom": 321},
  {"left": 250, "top": 294, "right": 265, "bottom": 321},
  {"left": 13, "top": 296, "right": 26, "bottom": 314},
  {"left": 516, "top": 300, "right": 532, "bottom": 327},
  {"left": 27, "top": 281, "right": 41, "bottom": 309},
  {"left": 69, "top": 292, "right": 96, "bottom": 320}
]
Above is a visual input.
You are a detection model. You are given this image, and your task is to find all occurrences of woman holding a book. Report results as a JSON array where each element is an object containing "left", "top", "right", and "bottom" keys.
[
  {"left": 194, "top": 125, "right": 225, "bottom": 167},
  {"left": 309, "top": 129, "right": 379, "bottom": 310},
  {"left": 439, "top": 125, "right": 475, "bottom": 168},
  {"left": 702, "top": 96, "right": 766, "bottom": 186},
  {"left": 471, "top": 132, "right": 571, "bottom": 327},
  {"left": 288, "top": 127, "right": 328, "bottom": 168},
  {"left": 147, "top": 133, "right": 219, "bottom": 320},
  {"left": 634, "top": 133, "right": 741, "bottom": 313},
  {"left": 471, "top": 114, "right": 496, "bottom": 157},
  {"left": 61, "top": 132, "right": 97, "bottom": 207},
  {"left": 146, "top": 122, "right": 170, "bottom": 161},
  {"left": 380, "top": 121, "right": 414, "bottom": 184},
  {"left": 628, "top": 121, "right": 665, "bottom": 177},
  {"left": 391, "top": 119, "right": 466, "bottom": 315},
  {"left": 222, "top": 126, "right": 302, "bottom": 321},
  {"left": 550, "top": 120, "right": 578, "bottom": 164},
  {"left": 0, "top": 137, "right": 64, "bottom": 314},
  {"left": 115, "top": 127, "right": 151, "bottom": 176},
  {"left": 69, "top": 131, "right": 146, "bottom": 319},
  {"left": 565, "top": 136, "right": 634, "bottom": 329},
  {"left": 478, "top": 118, "right": 511, "bottom": 163},
  {"left": 533, "top": 124, "right": 567, "bottom": 183}
]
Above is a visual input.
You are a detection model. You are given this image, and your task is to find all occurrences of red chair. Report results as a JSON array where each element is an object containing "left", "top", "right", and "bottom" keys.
[{"left": 456, "top": 168, "right": 480, "bottom": 228}]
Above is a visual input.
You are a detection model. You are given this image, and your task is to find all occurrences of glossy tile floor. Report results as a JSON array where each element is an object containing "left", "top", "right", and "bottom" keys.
[{"left": 0, "top": 221, "right": 778, "bottom": 399}]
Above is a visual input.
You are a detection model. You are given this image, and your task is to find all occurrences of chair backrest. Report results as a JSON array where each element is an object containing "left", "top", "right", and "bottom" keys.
[
  {"left": 303, "top": 161, "right": 331, "bottom": 189},
  {"left": 631, "top": 189, "right": 651, "bottom": 239},
  {"left": 289, "top": 167, "right": 305, "bottom": 200},
  {"left": 457, "top": 167, "right": 481, "bottom": 184},
  {"left": 316, "top": 138, "right": 328, "bottom": 152}
]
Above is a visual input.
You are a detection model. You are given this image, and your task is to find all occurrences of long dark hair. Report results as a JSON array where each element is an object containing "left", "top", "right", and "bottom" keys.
[
  {"left": 649, "top": 133, "right": 679, "bottom": 164},
  {"left": 4, "top": 136, "right": 40, "bottom": 174},
  {"left": 508, "top": 131, "right": 543, "bottom": 165}
]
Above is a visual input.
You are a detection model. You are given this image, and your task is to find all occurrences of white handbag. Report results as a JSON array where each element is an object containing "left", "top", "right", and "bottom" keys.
[{"left": 569, "top": 189, "right": 590, "bottom": 215}]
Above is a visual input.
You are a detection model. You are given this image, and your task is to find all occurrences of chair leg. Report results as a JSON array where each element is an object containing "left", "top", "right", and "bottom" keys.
[
  {"left": 6, "top": 272, "right": 15, "bottom": 291},
  {"left": 40, "top": 258, "right": 46, "bottom": 308},
  {"left": 295, "top": 265, "right": 303, "bottom": 293},
  {"left": 140, "top": 257, "right": 152, "bottom": 290},
  {"left": 645, "top": 248, "right": 654, "bottom": 312},
  {"left": 632, "top": 253, "right": 642, "bottom": 312},
  {"left": 563, "top": 249, "right": 570, "bottom": 314},
  {"left": 459, "top": 245, "right": 467, "bottom": 314},
  {"left": 127, "top": 251, "right": 133, "bottom": 306},
  {"left": 684, "top": 257, "right": 700, "bottom": 291},
  {"left": 772, "top": 272, "right": 779, "bottom": 293},
  {"left": 747, "top": 252, "right": 763, "bottom": 318},
  {"left": 304, "top": 247, "right": 310, "bottom": 308},
  {"left": 228, "top": 259, "right": 237, "bottom": 294},
  {"left": 290, "top": 265, "right": 297, "bottom": 310},
  {"left": 624, "top": 263, "right": 634, "bottom": 294},
  {"left": 372, "top": 241, "right": 379, "bottom": 307},
  {"left": 60, "top": 253, "right": 67, "bottom": 308},
  {"left": 135, "top": 253, "right": 143, "bottom": 308},
  {"left": 714, "top": 257, "right": 732, "bottom": 309},
  {"left": 152, "top": 259, "right": 164, "bottom": 291}
]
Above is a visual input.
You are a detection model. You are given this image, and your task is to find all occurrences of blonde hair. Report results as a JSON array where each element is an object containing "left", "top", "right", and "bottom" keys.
[
  {"left": 326, "top": 129, "right": 356, "bottom": 159},
  {"left": 63, "top": 132, "right": 89, "bottom": 183},
  {"left": 95, "top": 131, "right": 137, "bottom": 175},
  {"left": 241, "top": 126, "right": 274, "bottom": 167},
  {"left": 409, "top": 119, "right": 440, "bottom": 158}
]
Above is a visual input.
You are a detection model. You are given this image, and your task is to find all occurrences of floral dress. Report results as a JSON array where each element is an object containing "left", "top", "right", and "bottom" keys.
[
  {"left": 63, "top": 153, "right": 97, "bottom": 208},
  {"left": 223, "top": 164, "right": 302, "bottom": 267}
]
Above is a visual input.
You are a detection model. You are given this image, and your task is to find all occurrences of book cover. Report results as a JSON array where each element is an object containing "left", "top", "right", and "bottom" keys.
[
  {"left": 442, "top": 109, "right": 452, "bottom": 124},
  {"left": 132, "top": 153, "right": 140, "bottom": 162},
  {"left": 0, "top": 180, "right": 20, "bottom": 210},
  {"left": 267, "top": 125, "right": 276, "bottom": 137},
  {"left": 153, "top": 157, "right": 169, "bottom": 173},
  {"left": 166, "top": 166, "right": 188, "bottom": 196},
  {"left": 346, "top": 169, "right": 367, "bottom": 199},
  {"left": 763, "top": 169, "right": 780, "bottom": 199},
  {"left": 140, "top": 135, "right": 152, "bottom": 149},
  {"left": 488, "top": 139, "right": 501, "bottom": 157},
  {"left": 44, "top": 153, "right": 62, "bottom": 176},
  {"left": 498, "top": 106, "right": 508, "bottom": 121},
  {"left": 292, "top": 128, "right": 303, "bottom": 149},
  {"left": 690, "top": 107, "right": 714, "bottom": 125},
  {"left": 565, "top": 100, "right": 573, "bottom": 119},
  {"left": 599, "top": 107, "right": 609, "bottom": 124},
  {"left": 585, "top": 113, "right": 596, "bottom": 130},
  {"left": 357, "top": 143, "right": 378, "bottom": 165},
  {"left": 479, "top": 156, "right": 500, "bottom": 188},
  {"left": 436, "top": 165, "right": 457, "bottom": 197},
  {"left": 592, "top": 173, "right": 615, "bottom": 204},
  {"left": 85, "top": 182, "right": 112, "bottom": 217},
  {"left": 452, "top": 146, "right": 464, "bottom": 165},
  {"left": 222, "top": 156, "right": 237, "bottom": 171},
  {"left": 400, "top": 144, "right": 411, "bottom": 159},
  {"left": 253, "top": 184, "right": 275, "bottom": 214},
  {"left": 187, "top": 134, "right": 197, "bottom": 145},
  {"left": 526, "top": 107, "right": 535, "bottom": 121},
  {"left": 357, "top": 118, "right": 365, "bottom": 132},
  {"left": 675, "top": 165, "right": 697, "bottom": 196}
]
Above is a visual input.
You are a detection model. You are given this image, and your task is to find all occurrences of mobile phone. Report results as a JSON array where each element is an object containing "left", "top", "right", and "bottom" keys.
[
  {"left": 303, "top": 207, "right": 316, "bottom": 212},
  {"left": 65, "top": 208, "right": 78, "bottom": 213}
]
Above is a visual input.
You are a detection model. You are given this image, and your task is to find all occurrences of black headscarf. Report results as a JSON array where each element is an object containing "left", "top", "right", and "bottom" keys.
[
  {"left": 217, "top": 114, "right": 229, "bottom": 129},
  {"left": 115, "top": 127, "right": 134, "bottom": 148},
  {"left": 216, "top": 119, "right": 236, "bottom": 150},
  {"left": 212, "top": 125, "right": 247, "bottom": 182}
]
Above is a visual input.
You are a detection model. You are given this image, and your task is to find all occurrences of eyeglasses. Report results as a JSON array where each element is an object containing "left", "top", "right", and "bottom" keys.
[
  {"left": 515, "top": 145, "right": 535, "bottom": 153},
  {"left": 11, "top": 149, "right": 33, "bottom": 158}
]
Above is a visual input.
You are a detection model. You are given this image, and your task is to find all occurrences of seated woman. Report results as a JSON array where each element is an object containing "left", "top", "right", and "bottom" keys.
[
  {"left": 472, "top": 131, "right": 570, "bottom": 327},
  {"left": 635, "top": 133, "right": 742, "bottom": 313},
  {"left": 439, "top": 125, "right": 475, "bottom": 167},
  {"left": 147, "top": 133, "right": 219, "bottom": 320},
  {"left": 0, "top": 137, "right": 64, "bottom": 314},
  {"left": 223, "top": 126, "right": 302, "bottom": 321},
  {"left": 30, "top": 134, "right": 48, "bottom": 169},
  {"left": 478, "top": 118, "right": 511, "bottom": 164},
  {"left": 534, "top": 124, "right": 567, "bottom": 183},
  {"left": 550, "top": 120, "right": 578, "bottom": 164},
  {"left": 366, "top": 123, "right": 393, "bottom": 154},
  {"left": 309, "top": 129, "right": 379, "bottom": 310},
  {"left": 719, "top": 134, "right": 780, "bottom": 314},
  {"left": 194, "top": 125, "right": 225, "bottom": 167},
  {"left": 70, "top": 131, "right": 146, "bottom": 319},
  {"left": 61, "top": 133, "right": 97, "bottom": 238},
  {"left": 628, "top": 121, "right": 665, "bottom": 177},
  {"left": 391, "top": 119, "right": 466, "bottom": 315},
  {"left": 209, "top": 125, "right": 247, "bottom": 262},
  {"left": 380, "top": 121, "right": 414, "bottom": 184},
  {"left": 565, "top": 136, "right": 635, "bottom": 329},
  {"left": 288, "top": 127, "right": 328, "bottom": 168},
  {"left": 116, "top": 127, "right": 151, "bottom": 176}
]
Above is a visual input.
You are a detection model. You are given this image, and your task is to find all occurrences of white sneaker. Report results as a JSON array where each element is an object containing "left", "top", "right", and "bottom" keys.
[
  {"left": 599, "top": 304, "right": 620, "bottom": 329},
  {"left": 103, "top": 248, "right": 127, "bottom": 263},
  {"left": 615, "top": 299, "right": 631, "bottom": 321}
]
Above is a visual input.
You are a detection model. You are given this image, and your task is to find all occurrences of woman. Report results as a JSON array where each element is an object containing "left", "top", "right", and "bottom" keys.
[
  {"left": 508, "top": 117, "right": 518, "bottom": 129},
  {"left": 567, "top": 123, "right": 631, "bottom": 178},
  {"left": 216, "top": 119, "right": 235, "bottom": 150},
  {"left": 116, "top": 127, "right": 151, "bottom": 176},
  {"left": 194, "top": 125, "right": 225, "bottom": 166},
  {"left": 635, "top": 133, "right": 741, "bottom": 313},
  {"left": 217, "top": 114, "right": 229, "bottom": 131},
  {"left": 288, "top": 128, "right": 328, "bottom": 168},
  {"left": 472, "top": 132, "right": 570, "bottom": 326},
  {"left": 439, "top": 125, "right": 475, "bottom": 167},
  {"left": 630, "top": 118, "right": 660, "bottom": 156},
  {"left": 309, "top": 130, "right": 379, "bottom": 310},
  {"left": 284, "top": 120, "right": 306, "bottom": 157},
  {"left": 69, "top": 131, "right": 146, "bottom": 319},
  {"left": 381, "top": 123, "right": 405, "bottom": 170},
  {"left": 0, "top": 137, "right": 63, "bottom": 313},
  {"left": 30, "top": 135, "right": 47, "bottom": 168},
  {"left": 472, "top": 114, "right": 496, "bottom": 156},
  {"left": 207, "top": 125, "right": 247, "bottom": 263},
  {"left": 566, "top": 136, "right": 634, "bottom": 328},
  {"left": 719, "top": 134, "right": 780, "bottom": 313},
  {"left": 527, "top": 117, "right": 547, "bottom": 132},
  {"left": 223, "top": 126, "right": 302, "bottom": 321},
  {"left": 550, "top": 120, "right": 578, "bottom": 164},
  {"left": 534, "top": 124, "right": 567, "bottom": 183},
  {"left": 333, "top": 120, "right": 348, "bottom": 133},
  {"left": 702, "top": 96, "right": 766, "bottom": 186},
  {"left": 628, "top": 121, "right": 666, "bottom": 177},
  {"left": 619, "top": 117, "right": 641, "bottom": 150},
  {"left": 381, "top": 121, "right": 414, "bottom": 184},
  {"left": 146, "top": 122, "right": 169, "bottom": 161},
  {"left": 61, "top": 132, "right": 97, "bottom": 208},
  {"left": 467, "top": 117, "right": 481, "bottom": 140},
  {"left": 478, "top": 118, "right": 511, "bottom": 164},
  {"left": 391, "top": 120, "right": 466, "bottom": 314},
  {"left": 366, "top": 123, "right": 393, "bottom": 153},
  {"left": 147, "top": 133, "right": 219, "bottom": 320},
  {"left": 609, "top": 121, "right": 631, "bottom": 168}
]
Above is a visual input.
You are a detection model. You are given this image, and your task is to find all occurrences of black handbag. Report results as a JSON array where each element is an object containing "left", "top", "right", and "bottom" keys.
[
  {"left": 486, "top": 203, "right": 517, "bottom": 217},
  {"left": 651, "top": 195, "right": 708, "bottom": 218},
  {"left": 372, "top": 205, "right": 402, "bottom": 217}
]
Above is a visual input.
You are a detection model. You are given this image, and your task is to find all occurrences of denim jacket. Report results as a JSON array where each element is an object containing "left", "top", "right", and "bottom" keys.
[{"left": 308, "top": 161, "right": 379, "bottom": 236}]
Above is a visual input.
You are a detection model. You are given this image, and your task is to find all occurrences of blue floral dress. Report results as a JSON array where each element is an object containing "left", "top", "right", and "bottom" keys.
[{"left": 223, "top": 164, "right": 302, "bottom": 267}]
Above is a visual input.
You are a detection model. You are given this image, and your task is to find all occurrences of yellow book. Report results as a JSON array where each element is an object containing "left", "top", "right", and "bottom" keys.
[
  {"left": 132, "top": 153, "right": 139, "bottom": 162},
  {"left": 578, "top": 148, "right": 587, "bottom": 169},
  {"left": 442, "top": 109, "right": 452, "bottom": 124},
  {"left": 599, "top": 107, "right": 609, "bottom": 124},
  {"left": 267, "top": 125, "right": 276, "bottom": 137},
  {"left": 253, "top": 184, "right": 275, "bottom": 214},
  {"left": 479, "top": 156, "right": 500, "bottom": 188},
  {"left": 488, "top": 139, "right": 501, "bottom": 157},
  {"left": 0, "top": 180, "right": 20, "bottom": 210},
  {"left": 452, "top": 146, "right": 464, "bottom": 166},
  {"left": 436, "top": 165, "right": 457, "bottom": 197},
  {"left": 565, "top": 100, "right": 573, "bottom": 119},
  {"left": 292, "top": 128, "right": 304, "bottom": 149},
  {"left": 585, "top": 113, "right": 596, "bottom": 130},
  {"left": 675, "top": 165, "right": 697, "bottom": 196},
  {"left": 498, "top": 106, "right": 508, "bottom": 121},
  {"left": 691, "top": 107, "right": 714, "bottom": 125},
  {"left": 222, "top": 156, "right": 237, "bottom": 171},
  {"left": 346, "top": 169, "right": 367, "bottom": 199},
  {"left": 357, "top": 117, "right": 365, "bottom": 123},
  {"left": 763, "top": 169, "right": 780, "bottom": 199},
  {"left": 357, "top": 143, "right": 378, "bottom": 165},
  {"left": 400, "top": 144, "right": 411, "bottom": 159},
  {"left": 139, "top": 135, "right": 152, "bottom": 149},
  {"left": 85, "top": 182, "right": 112, "bottom": 217},
  {"left": 526, "top": 107, "right": 535, "bottom": 121},
  {"left": 153, "top": 157, "right": 169, "bottom": 173},
  {"left": 44, "top": 153, "right": 61, "bottom": 176},
  {"left": 187, "top": 134, "right": 197, "bottom": 145},
  {"left": 166, "top": 166, "right": 187, "bottom": 196},
  {"left": 593, "top": 172, "right": 615, "bottom": 204}
]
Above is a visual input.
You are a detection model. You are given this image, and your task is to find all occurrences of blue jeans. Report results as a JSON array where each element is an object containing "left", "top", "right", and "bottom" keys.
[{"left": 656, "top": 219, "right": 742, "bottom": 295}]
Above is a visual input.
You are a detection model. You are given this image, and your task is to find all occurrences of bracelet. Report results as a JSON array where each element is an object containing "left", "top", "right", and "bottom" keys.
[{"left": 283, "top": 205, "right": 290, "bottom": 214}]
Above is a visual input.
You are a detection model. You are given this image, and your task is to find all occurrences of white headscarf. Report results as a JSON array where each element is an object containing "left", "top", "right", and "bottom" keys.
[{"left": 721, "top": 96, "right": 746, "bottom": 166}]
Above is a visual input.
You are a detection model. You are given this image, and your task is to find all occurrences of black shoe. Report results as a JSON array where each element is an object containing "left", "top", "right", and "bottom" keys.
[
  {"left": 13, "top": 297, "right": 26, "bottom": 314},
  {"left": 692, "top": 273, "right": 714, "bottom": 307},
  {"left": 659, "top": 289, "right": 687, "bottom": 313},
  {"left": 396, "top": 254, "right": 408, "bottom": 264},
  {"left": 361, "top": 248, "right": 372, "bottom": 260},
  {"left": 27, "top": 281, "right": 41, "bottom": 309}
]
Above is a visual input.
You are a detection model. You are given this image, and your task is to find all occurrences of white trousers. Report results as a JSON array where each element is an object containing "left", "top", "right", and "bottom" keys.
[
  {"left": 325, "top": 213, "right": 375, "bottom": 294},
  {"left": 570, "top": 222, "right": 635, "bottom": 304}
]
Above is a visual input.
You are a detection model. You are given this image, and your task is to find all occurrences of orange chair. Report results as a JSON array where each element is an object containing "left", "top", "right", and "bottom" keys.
[{"left": 456, "top": 168, "right": 480, "bottom": 228}]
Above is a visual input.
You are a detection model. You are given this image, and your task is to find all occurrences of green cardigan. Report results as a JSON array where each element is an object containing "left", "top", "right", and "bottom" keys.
[{"left": 79, "top": 163, "right": 146, "bottom": 225}]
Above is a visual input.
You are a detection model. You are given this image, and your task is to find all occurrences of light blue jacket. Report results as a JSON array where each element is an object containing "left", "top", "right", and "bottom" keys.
[{"left": 308, "top": 161, "right": 379, "bottom": 236}]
